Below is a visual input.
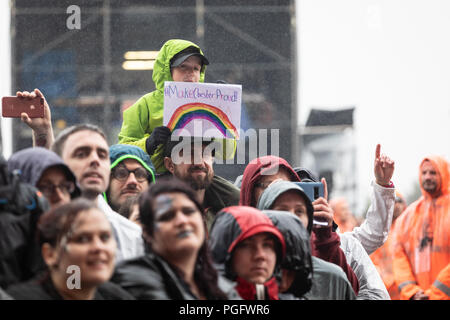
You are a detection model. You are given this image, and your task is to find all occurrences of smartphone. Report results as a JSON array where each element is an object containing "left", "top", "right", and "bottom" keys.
[
  {"left": 294, "top": 181, "right": 324, "bottom": 202},
  {"left": 2, "top": 96, "right": 44, "bottom": 118},
  {"left": 294, "top": 181, "right": 328, "bottom": 226}
]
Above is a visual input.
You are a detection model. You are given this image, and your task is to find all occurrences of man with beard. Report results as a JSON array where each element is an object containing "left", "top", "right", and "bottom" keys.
[
  {"left": 104, "top": 144, "right": 156, "bottom": 216},
  {"left": 162, "top": 137, "right": 240, "bottom": 230},
  {"left": 393, "top": 155, "right": 450, "bottom": 300}
]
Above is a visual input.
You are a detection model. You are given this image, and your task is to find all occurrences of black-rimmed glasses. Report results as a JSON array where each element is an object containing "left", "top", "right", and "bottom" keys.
[
  {"left": 37, "top": 181, "right": 75, "bottom": 197},
  {"left": 112, "top": 166, "right": 149, "bottom": 182}
]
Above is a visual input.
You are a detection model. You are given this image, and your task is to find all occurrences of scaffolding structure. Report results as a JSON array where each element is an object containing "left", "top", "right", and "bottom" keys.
[{"left": 9, "top": 0, "right": 297, "bottom": 181}]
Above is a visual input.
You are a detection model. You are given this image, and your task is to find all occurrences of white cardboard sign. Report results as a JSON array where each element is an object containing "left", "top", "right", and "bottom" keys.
[{"left": 163, "top": 81, "right": 242, "bottom": 140}]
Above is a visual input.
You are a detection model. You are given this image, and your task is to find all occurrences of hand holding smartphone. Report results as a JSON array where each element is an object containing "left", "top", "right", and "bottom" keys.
[
  {"left": 294, "top": 181, "right": 328, "bottom": 227},
  {"left": 2, "top": 96, "right": 45, "bottom": 118}
]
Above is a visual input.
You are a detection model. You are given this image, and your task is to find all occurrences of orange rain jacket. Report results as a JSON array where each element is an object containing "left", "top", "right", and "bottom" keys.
[
  {"left": 426, "top": 263, "right": 450, "bottom": 300},
  {"left": 393, "top": 155, "right": 450, "bottom": 300}
]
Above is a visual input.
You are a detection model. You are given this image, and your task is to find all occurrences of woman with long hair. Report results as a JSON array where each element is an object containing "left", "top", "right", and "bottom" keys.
[
  {"left": 111, "top": 178, "right": 240, "bottom": 299},
  {"left": 6, "top": 198, "right": 133, "bottom": 300}
]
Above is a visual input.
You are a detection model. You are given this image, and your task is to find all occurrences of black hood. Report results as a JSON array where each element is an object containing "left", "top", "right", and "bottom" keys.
[
  {"left": 7, "top": 147, "right": 80, "bottom": 198},
  {"left": 262, "top": 210, "right": 313, "bottom": 297}
]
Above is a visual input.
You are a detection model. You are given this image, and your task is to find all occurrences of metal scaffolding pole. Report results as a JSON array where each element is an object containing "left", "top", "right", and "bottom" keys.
[
  {"left": 196, "top": 0, "right": 205, "bottom": 49},
  {"left": 102, "top": 0, "right": 113, "bottom": 143},
  {"left": 290, "top": 0, "right": 299, "bottom": 167}
]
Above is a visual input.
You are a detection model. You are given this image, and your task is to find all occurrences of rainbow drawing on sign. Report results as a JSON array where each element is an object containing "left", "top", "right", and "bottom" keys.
[{"left": 166, "top": 103, "right": 239, "bottom": 139}]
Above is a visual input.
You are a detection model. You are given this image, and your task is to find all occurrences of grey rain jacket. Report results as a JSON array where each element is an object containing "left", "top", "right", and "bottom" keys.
[
  {"left": 308, "top": 256, "right": 356, "bottom": 300},
  {"left": 262, "top": 208, "right": 355, "bottom": 300},
  {"left": 339, "top": 233, "right": 389, "bottom": 299},
  {"left": 261, "top": 210, "right": 313, "bottom": 299},
  {"left": 257, "top": 180, "right": 389, "bottom": 300}
]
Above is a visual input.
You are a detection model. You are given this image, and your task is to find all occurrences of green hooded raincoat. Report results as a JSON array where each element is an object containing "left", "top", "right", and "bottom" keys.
[{"left": 118, "top": 39, "right": 207, "bottom": 173}]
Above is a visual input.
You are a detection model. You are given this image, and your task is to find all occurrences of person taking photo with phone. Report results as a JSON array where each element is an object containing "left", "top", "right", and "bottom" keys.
[
  {"left": 239, "top": 144, "right": 396, "bottom": 299},
  {"left": 256, "top": 179, "right": 389, "bottom": 299}
]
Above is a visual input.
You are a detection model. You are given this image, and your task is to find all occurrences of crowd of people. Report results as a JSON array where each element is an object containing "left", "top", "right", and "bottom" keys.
[{"left": 0, "top": 38, "right": 448, "bottom": 301}]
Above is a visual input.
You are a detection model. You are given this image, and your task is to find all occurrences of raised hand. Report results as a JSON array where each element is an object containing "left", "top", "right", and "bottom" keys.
[
  {"left": 374, "top": 144, "right": 395, "bottom": 186},
  {"left": 312, "top": 177, "right": 334, "bottom": 227},
  {"left": 18, "top": 88, "right": 54, "bottom": 148}
]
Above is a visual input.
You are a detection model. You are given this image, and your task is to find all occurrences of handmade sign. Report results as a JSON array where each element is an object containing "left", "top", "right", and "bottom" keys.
[{"left": 163, "top": 81, "right": 241, "bottom": 140}]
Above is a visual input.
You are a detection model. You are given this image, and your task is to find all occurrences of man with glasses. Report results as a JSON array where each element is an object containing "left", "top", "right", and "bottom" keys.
[
  {"left": 7, "top": 147, "right": 80, "bottom": 209},
  {"left": 105, "top": 144, "right": 156, "bottom": 214}
]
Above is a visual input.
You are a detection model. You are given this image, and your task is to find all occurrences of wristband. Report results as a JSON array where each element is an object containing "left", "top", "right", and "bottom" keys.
[{"left": 380, "top": 181, "right": 394, "bottom": 188}]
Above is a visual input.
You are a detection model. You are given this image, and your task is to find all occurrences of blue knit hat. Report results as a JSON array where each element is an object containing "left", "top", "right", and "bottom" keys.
[{"left": 109, "top": 144, "right": 156, "bottom": 182}]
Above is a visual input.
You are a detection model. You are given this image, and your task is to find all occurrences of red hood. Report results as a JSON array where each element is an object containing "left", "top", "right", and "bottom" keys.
[
  {"left": 209, "top": 206, "right": 286, "bottom": 280},
  {"left": 239, "top": 156, "right": 301, "bottom": 206}
]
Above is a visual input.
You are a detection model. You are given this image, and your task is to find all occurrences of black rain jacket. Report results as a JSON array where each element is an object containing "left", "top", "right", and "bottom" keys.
[{"left": 0, "top": 155, "right": 49, "bottom": 288}]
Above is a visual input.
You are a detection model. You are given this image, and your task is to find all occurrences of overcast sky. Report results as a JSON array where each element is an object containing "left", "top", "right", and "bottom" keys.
[{"left": 297, "top": 0, "right": 450, "bottom": 211}]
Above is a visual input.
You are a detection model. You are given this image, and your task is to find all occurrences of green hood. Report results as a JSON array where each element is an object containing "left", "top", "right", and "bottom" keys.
[
  {"left": 152, "top": 39, "right": 207, "bottom": 92},
  {"left": 118, "top": 39, "right": 208, "bottom": 174},
  {"left": 118, "top": 39, "right": 235, "bottom": 174}
]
